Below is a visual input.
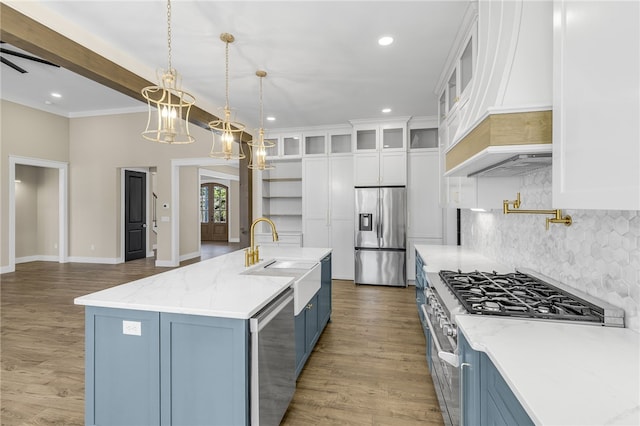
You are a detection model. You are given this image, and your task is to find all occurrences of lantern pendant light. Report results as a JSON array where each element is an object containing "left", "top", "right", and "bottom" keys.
[
  {"left": 249, "top": 70, "right": 276, "bottom": 171},
  {"left": 209, "top": 33, "right": 246, "bottom": 160},
  {"left": 141, "top": 0, "right": 196, "bottom": 144}
]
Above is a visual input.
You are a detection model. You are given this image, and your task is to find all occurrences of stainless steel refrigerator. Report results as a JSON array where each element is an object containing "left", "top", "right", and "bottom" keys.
[{"left": 354, "top": 186, "right": 406, "bottom": 287}]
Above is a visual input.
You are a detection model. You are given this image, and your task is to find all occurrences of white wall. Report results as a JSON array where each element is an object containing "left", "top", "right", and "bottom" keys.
[{"left": 461, "top": 167, "right": 640, "bottom": 332}]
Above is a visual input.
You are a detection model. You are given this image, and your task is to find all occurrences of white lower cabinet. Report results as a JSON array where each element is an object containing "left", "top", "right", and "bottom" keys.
[{"left": 302, "top": 155, "right": 354, "bottom": 280}]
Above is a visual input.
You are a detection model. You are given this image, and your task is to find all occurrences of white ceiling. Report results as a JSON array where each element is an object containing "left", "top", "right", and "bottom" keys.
[{"left": 1, "top": 1, "right": 471, "bottom": 131}]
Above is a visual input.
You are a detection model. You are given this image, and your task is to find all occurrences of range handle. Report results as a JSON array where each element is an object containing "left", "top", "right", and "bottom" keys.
[{"left": 421, "top": 304, "right": 459, "bottom": 367}]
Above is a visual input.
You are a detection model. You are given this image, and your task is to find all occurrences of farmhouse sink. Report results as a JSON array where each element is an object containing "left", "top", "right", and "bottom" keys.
[{"left": 243, "top": 259, "right": 321, "bottom": 315}]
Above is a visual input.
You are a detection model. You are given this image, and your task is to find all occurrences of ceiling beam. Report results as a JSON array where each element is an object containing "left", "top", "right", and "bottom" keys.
[{"left": 0, "top": 3, "right": 252, "bottom": 141}]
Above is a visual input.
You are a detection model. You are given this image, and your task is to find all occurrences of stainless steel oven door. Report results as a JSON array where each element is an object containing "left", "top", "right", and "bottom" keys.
[{"left": 421, "top": 304, "right": 460, "bottom": 426}]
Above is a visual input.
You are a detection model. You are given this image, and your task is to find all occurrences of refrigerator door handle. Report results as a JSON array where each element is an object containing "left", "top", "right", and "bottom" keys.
[{"left": 378, "top": 194, "right": 383, "bottom": 244}]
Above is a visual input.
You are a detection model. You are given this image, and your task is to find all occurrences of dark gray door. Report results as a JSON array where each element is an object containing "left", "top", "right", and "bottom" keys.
[{"left": 125, "top": 170, "right": 146, "bottom": 261}]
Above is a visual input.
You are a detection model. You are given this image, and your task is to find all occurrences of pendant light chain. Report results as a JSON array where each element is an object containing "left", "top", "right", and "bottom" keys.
[
  {"left": 224, "top": 39, "right": 230, "bottom": 109},
  {"left": 259, "top": 74, "right": 264, "bottom": 129},
  {"left": 166, "top": 0, "right": 172, "bottom": 72}
]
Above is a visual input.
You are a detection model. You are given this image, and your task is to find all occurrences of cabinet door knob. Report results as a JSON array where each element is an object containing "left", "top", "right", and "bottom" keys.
[{"left": 306, "top": 303, "right": 313, "bottom": 310}]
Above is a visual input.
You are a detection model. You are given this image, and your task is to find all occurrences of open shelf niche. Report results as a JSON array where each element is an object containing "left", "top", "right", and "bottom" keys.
[{"left": 261, "top": 160, "right": 302, "bottom": 235}]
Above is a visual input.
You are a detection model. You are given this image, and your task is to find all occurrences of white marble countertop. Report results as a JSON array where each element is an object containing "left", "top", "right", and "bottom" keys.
[
  {"left": 74, "top": 247, "right": 331, "bottom": 320},
  {"left": 415, "top": 244, "right": 510, "bottom": 273},
  {"left": 415, "top": 244, "right": 640, "bottom": 426},
  {"left": 457, "top": 315, "right": 640, "bottom": 426}
]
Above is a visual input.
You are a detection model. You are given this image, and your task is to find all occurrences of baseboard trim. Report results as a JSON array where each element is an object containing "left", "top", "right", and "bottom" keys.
[
  {"left": 15, "top": 255, "right": 59, "bottom": 264},
  {"left": 179, "top": 251, "right": 200, "bottom": 262},
  {"left": 1, "top": 265, "right": 16, "bottom": 274},
  {"left": 229, "top": 237, "right": 240, "bottom": 243},
  {"left": 155, "top": 259, "right": 178, "bottom": 267},
  {"left": 67, "top": 256, "right": 119, "bottom": 264}
]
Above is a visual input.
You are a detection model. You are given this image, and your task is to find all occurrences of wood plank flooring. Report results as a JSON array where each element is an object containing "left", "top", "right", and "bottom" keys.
[{"left": 1, "top": 253, "right": 443, "bottom": 425}]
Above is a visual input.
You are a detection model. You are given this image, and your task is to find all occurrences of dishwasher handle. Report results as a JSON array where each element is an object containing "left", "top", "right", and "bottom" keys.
[
  {"left": 250, "top": 288, "right": 294, "bottom": 333},
  {"left": 421, "top": 304, "right": 459, "bottom": 368}
]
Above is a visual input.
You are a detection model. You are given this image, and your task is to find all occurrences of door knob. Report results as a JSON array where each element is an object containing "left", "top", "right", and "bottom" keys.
[{"left": 142, "top": 224, "right": 147, "bottom": 228}]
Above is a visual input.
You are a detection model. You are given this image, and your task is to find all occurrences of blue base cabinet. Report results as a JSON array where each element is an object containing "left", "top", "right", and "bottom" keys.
[
  {"left": 85, "top": 308, "right": 160, "bottom": 426},
  {"left": 480, "top": 353, "right": 534, "bottom": 426},
  {"left": 160, "top": 313, "right": 248, "bottom": 426},
  {"left": 459, "top": 332, "right": 534, "bottom": 426},
  {"left": 295, "top": 254, "right": 332, "bottom": 378},
  {"left": 85, "top": 307, "right": 248, "bottom": 426}
]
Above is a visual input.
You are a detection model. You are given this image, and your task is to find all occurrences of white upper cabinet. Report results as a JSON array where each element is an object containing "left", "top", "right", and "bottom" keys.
[
  {"left": 303, "top": 133, "right": 327, "bottom": 156},
  {"left": 351, "top": 118, "right": 409, "bottom": 186},
  {"left": 552, "top": 0, "right": 640, "bottom": 210},
  {"left": 264, "top": 132, "right": 302, "bottom": 159}
]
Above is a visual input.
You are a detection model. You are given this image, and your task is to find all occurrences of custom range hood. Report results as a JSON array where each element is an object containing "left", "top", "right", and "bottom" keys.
[{"left": 444, "top": 109, "right": 552, "bottom": 177}]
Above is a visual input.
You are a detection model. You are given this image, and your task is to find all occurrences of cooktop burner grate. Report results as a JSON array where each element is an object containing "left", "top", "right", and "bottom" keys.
[{"left": 438, "top": 270, "right": 605, "bottom": 323}]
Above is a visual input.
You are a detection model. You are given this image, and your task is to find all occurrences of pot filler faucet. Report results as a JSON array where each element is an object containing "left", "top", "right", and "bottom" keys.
[{"left": 246, "top": 217, "right": 279, "bottom": 266}]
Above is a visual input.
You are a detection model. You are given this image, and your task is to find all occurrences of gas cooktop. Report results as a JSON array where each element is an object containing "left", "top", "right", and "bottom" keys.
[{"left": 438, "top": 269, "right": 621, "bottom": 325}]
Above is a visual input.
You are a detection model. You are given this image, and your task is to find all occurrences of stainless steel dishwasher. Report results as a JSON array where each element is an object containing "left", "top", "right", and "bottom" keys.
[{"left": 250, "top": 287, "right": 295, "bottom": 426}]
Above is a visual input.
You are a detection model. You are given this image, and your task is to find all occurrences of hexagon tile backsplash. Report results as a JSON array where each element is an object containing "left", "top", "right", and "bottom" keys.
[{"left": 461, "top": 167, "right": 640, "bottom": 332}]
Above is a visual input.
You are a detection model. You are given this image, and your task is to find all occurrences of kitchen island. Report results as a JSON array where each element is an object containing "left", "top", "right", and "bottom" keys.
[
  {"left": 415, "top": 245, "right": 640, "bottom": 426},
  {"left": 75, "top": 246, "right": 331, "bottom": 426}
]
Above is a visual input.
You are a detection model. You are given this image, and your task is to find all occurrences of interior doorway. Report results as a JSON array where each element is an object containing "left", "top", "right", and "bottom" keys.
[
  {"left": 5, "top": 156, "right": 68, "bottom": 274},
  {"left": 200, "top": 183, "right": 228, "bottom": 242}
]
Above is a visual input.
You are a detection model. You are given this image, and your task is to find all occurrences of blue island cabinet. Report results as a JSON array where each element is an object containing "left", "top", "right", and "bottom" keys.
[
  {"left": 85, "top": 307, "right": 248, "bottom": 426},
  {"left": 459, "top": 332, "right": 534, "bottom": 426},
  {"left": 295, "top": 254, "right": 332, "bottom": 378}
]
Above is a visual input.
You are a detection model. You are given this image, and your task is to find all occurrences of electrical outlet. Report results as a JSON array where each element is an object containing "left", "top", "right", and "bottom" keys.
[
  {"left": 54, "top": 243, "right": 58, "bottom": 249},
  {"left": 122, "top": 320, "right": 141, "bottom": 336}
]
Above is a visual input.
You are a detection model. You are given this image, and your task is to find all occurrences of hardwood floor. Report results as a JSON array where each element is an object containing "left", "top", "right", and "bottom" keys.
[
  {"left": 1, "top": 255, "right": 443, "bottom": 425},
  {"left": 282, "top": 282, "right": 444, "bottom": 425}
]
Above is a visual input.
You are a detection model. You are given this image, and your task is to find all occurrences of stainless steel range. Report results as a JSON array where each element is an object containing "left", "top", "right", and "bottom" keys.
[{"left": 420, "top": 267, "right": 624, "bottom": 426}]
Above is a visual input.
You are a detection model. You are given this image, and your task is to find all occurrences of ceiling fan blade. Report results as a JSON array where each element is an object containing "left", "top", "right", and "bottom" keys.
[
  {"left": 1, "top": 56, "right": 27, "bottom": 73},
  {"left": 0, "top": 48, "right": 60, "bottom": 68}
]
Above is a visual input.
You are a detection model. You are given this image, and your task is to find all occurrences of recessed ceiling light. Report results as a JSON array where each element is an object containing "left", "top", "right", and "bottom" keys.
[
  {"left": 382, "top": 108, "right": 392, "bottom": 113},
  {"left": 51, "top": 92, "right": 62, "bottom": 98},
  {"left": 378, "top": 36, "right": 394, "bottom": 46},
  {"left": 44, "top": 100, "right": 52, "bottom": 105},
  {"left": 266, "top": 116, "right": 276, "bottom": 121}
]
